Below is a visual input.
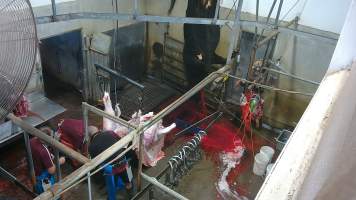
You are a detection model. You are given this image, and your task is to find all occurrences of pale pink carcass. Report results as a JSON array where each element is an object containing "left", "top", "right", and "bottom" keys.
[
  {"left": 102, "top": 92, "right": 129, "bottom": 137},
  {"left": 136, "top": 113, "right": 176, "bottom": 167}
]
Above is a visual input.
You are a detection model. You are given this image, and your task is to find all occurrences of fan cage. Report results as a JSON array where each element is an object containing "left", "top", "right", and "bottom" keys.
[{"left": 0, "top": 0, "right": 38, "bottom": 121}]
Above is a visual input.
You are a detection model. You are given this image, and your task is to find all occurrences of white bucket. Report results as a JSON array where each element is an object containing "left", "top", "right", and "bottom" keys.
[
  {"left": 266, "top": 163, "right": 274, "bottom": 176},
  {"left": 260, "top": 146, "right": 275, "bottom": 163},
  {"left": 253, "top": 153, "right": 269, "bottom": 176}
]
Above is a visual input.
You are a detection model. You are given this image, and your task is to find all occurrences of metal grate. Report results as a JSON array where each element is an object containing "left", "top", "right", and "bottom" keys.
[
  {"left": 162, "top": 35, "right": 187, "bottom": 91},
  {"left": 0, "top": 0, "right": 37, "bottom": 121},
  {"left": 116, "top": 79, "right": 177, "bottom": 119}
]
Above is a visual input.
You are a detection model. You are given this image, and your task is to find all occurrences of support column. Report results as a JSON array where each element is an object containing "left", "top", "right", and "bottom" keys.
[{"left": 24, "top": 132, "right": 36, "bottom": 186}]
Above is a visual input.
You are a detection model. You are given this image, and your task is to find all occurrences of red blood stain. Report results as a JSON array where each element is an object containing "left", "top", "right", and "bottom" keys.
[
  {"left": 0, "top": 142, "right": 32, "bottom": 199},
  {"left": 161, "top": 98, "right": 275, "bottom": 199},
  {"left": 201, "top": 120, "right": 243, "bottom": 154}
]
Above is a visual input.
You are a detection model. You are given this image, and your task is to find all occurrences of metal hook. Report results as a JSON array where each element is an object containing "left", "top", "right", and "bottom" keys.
[
  {"left": 192, "top": 138, "right": 198, "bottom": 147},
  {"left": 170, "top": 157, "right": 179, "bottom": 165},
  {"left": 188, "top": 141, "right": 197, "bottom": 149},
  {"left": 179, "top": 150, "right": 183, "bottom": 159},
  {"left": 183, "top": 145, "right": 194, "bottom": 152},
  {"left": 198, "top": 130, "right": 206, "bottom": 136},
  {"left": 173, "top": 155, "right": 183, "bottom": 162},
  {"left": 168, "top": 160, "right": 178, "bottom": 186},
  {"left": 194, "top": 135, "right": 201, "bottom": 143}
]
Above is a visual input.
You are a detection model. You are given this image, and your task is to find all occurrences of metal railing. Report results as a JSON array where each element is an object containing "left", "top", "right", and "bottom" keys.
[{"left": 27, "top": 65, "right": 231, "bottom": 200}]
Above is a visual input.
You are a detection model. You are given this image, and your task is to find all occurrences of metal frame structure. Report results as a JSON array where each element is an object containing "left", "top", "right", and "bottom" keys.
[
  {"left": 32, "top": 65, "right": 230, "bottom": 200},
  {"left": 5, "top": 0, "right": 340, "bottom": 199}
]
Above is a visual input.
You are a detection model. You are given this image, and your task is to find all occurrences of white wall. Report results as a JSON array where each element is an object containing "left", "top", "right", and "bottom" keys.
[
  {"left": 31, "top": 0, "right": 146, "bottom": 39},
  {"left": 221, "top": 0, "right": 352, "bottom": 33},
  {"left": 30, "top": 0, "right": 74, "bottom": 7},
  {"left": 222, "top": 0, "right": 307, "bottom": 21}
]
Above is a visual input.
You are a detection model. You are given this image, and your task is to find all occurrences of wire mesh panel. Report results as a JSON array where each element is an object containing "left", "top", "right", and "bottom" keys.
[{"left": 0, "top": 0, "right": 37, "bottom": 121}]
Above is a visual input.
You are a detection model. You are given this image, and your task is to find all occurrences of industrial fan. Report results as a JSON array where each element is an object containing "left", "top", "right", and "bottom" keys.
[{"left": 0, "top": 0, "right": 37, "bottom": 121}]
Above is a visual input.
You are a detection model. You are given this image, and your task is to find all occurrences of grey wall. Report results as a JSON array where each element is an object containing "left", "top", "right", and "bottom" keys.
[
  {"left": 145, "top": 0, "right": 338, "bottom": 127},
  {"left": 265, "top": 30, "right": 337, "bottom": 126},
  {"left": 29, "top": 0, "right": 339, "bottom": 127},
  {"left": 29, "top": 0, "right": 147, "bottom": 93},
  {"left": 39, "top": 30, "right": 83, "bottom": 90}
]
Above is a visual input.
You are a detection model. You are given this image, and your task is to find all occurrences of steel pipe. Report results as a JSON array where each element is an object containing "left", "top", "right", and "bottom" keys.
[
  {"left": 95, "top": 64, "right": 145, "bottom": 90},
  {"left": 225, "top": 0, "right": 243, "bottom": 66},
  {"left": 50, "top": 0, "right": 57, "bottom": 20},
  {"left": 34, "top": 12, "right": 338, "bottom": 42},
  {"left": 0, "top": 166, "right": 37, "bottom": 197},
  {"left": 262, "top": 67, "right": 320, "bottom": 85},
  {"left": 213, "top": 0, "right": 220, "bottom": 24},
  {"left": 274, "top": 0, "right": 284, "bottom": 26},
  {"left": 35, "top": 65, "right": 230, "bottom": 200},
  {"left": 87, "top": 172, "right": 92, "bottom": 200},
  {"left": 82, "top": 102, "right": 136, "bottom": 129},
  {"left": 23, "top": 132, "right": 36, "bottom": 186},
  {"left": 131, "top": 165, "right": 170, "bottom": 199},
  {"left": 35, "top": 131, "right": 135, "bottom": 200},
  {"left": 8, "top": 113, "right": 90, "bottom": 164},
  {"left": 137, "top": 124, "right": 144, "bottom": 191},
  {"left": 83, "top": 104, "right": 89, "bottom": 146},
  {"left": 141, "top": 173, "right": 189, "bottom": 200},
  {"left": 35, "top": 12, "right": 233, "bottom": 26},
  {"left": 134, "top": 0, "right": 139, "bottom": 18}
]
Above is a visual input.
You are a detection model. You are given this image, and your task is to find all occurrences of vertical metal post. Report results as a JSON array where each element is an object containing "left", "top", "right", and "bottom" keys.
[
  {"left": 225, "top": 0, "right": 243, "bottom": 99},
  {"left": 134, "top": 0, "right": 139, "bottom": 19},
  {"left": 87, "top": 172, "right": 92, "bottom": 200},
  {"left": 148, "top": 188, "right": 154, "bottom": 200},
  {"left": 53, "top": 131, "right": 62, "bottom": 200},
  {"left": 54, "top": 147, "right": 62, "bottom": 181},
  {"left": 264, "top": 0, "right": 284, "bottom": 76},
  {"left": 255, "top": 0, "right": 259, "bottom": 36},
  {"left": 248, "top": 47, "right": 257, "bottom": 80},
  {"left": 258, "top": 0, "right": 278, "bottom": 41},
  {"left": 82, "top": 34, "right": 90, "bottom": 102},
  {"left": 213, "top": 0, "right": 220, "bottom": 24},
  {"left": 51, "top": 0, "right": 57, "bottom": 21},
  {"left": 83, "top": 104, "right": 89, "bottom": 154},
  {"left": 83, "top": 103, "right": 92, "bottom": 199},
  {"left": 266, "top": 0, "right": 277, "bottom": 24},
  {"left": 137, "top": 89, "right": 144, "bottom": 191},
  {"left": 274, "top": 0, "right": 284, "bottom": 27},
  {"left": 23, "top": 132, "right": 36, "bottom": 186},
  {"left": 225, "top": 0, "right": 244, "bottom": 66},
  {"left": 137, "top": 125, "right": 144, "bottom": 191}
]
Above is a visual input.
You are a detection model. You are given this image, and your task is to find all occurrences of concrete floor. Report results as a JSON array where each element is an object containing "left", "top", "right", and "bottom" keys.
[{"left": 0, "top": 74, "right": 280, "bottom": 200}]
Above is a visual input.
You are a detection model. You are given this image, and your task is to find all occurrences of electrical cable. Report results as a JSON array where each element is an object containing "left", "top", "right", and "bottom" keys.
[
  {"left": 111, "top": 0, "right": 120, "bottom": 106},
  {"left": 175, "top": 111, "right": 220, "bottom": 137}
]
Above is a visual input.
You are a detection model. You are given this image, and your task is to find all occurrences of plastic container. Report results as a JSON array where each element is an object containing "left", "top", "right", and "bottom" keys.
[
  {"left": 260, "top": 146, "right": 275, "bottom": 163},
  {"left": 253, "top": 153, "right": 269, "bottom": 176},
  {"left": 276, "top": 129, "right": 292, "bottom": 151},
  {"left": 266, "top": 163, "right": 274, "bottom": 176}
]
